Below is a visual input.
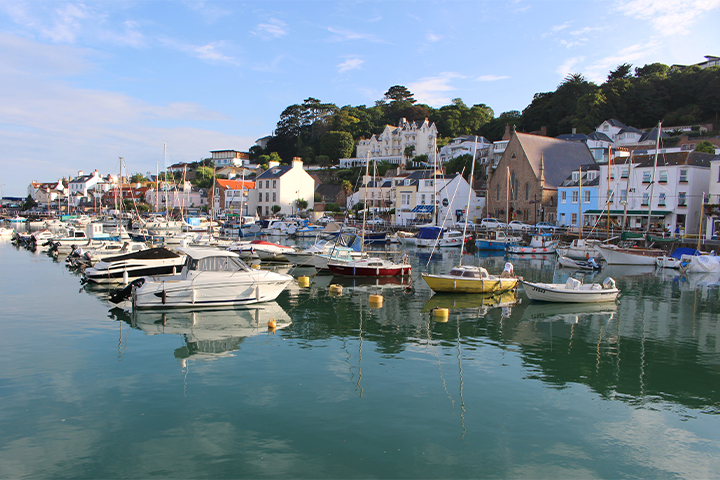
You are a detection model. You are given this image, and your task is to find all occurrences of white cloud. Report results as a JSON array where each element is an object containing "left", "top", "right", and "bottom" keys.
[
  {"left": 326, "top": 26, "right": 386, "bottom": 43},
  {"left": 426, "top": 31, "right": 443, "bottom": 42},
  {"left": 158, "top": 37, "right": 238, "bottom": 65},
  {"left": 556, "top": 57, "right": 585, "bottom": 78},
  {"left": 583, "top": 41, "right": 661, "bottom": 82},
  {"left": 616, "top": 0, "right": 720, "bottom": 35},
  {"left": 477, "top": 75, "right": 510, "bottom": 82},
  {"left": 407, "top": 73, "right": 464, "bottom": 106},
  {"left": 337, "top": 57, "right": 364, "bottom": 73},
  {"left": 253, "top": 19, "right": 288, "bottom": 40}
]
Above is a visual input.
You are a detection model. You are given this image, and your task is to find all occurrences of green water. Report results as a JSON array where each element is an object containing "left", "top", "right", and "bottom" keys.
[{"left": 0, "top": 242, "right": 719, "bottom": 479}]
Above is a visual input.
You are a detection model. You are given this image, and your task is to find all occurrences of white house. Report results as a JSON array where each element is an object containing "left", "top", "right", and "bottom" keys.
[
  {"left": 343, "top": 117, "right": 438, "bottom": 168},
  {"left": 592, "top": 150, "right": 713, "bottom": 234},
  {"left": 706, "top": 156, "right": 720, "bottom": 239},
  {"left": 438, "top": 135, "right": 492, "bottom": 164},
  {"left": 69, "top": 170, "right": 102, "bottom": 198},
  {"left": 210, "top": 150, "right": 249, "bottom": 168},
  {"left": 248, "top": 158, "right": 315, "bottom": 217}
]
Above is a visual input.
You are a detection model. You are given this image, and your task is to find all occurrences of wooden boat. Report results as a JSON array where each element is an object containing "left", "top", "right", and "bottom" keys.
[
  {"left": 557, "top": 254, "right": 601, "bottom": 270},
  {"left": 327, "top": 256, "right": 411, "bottom": 277},
  {"left": 521, "top": 277, "right": 619, "bottom": 303},
  {"left": 475, "top": 229, "right": 521, "bottom": 251},
  {"left": 506, "top": 233, "right": 558, "bottom": 254},
  {"left": 421, "top": 264, "right": 518, "bottom": 294}
]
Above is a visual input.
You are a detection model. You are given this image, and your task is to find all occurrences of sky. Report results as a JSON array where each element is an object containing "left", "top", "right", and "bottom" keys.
[{"left": 1, "top": 0, "right": 719, "bottom": 197}]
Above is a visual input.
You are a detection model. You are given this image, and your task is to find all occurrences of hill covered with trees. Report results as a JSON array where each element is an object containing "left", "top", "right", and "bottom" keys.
[{"left": 255, "top": 63, "right": 720, "bottom": 165}]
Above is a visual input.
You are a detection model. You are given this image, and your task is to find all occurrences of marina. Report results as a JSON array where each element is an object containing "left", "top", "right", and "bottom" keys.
[{"left": 1, "top": 225, "right": 719, "bottom": 478}]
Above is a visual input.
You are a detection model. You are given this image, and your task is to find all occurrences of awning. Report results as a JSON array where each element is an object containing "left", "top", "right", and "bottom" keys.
[
  {"left": 583, "top": 209, "right": 672, "bottom": 216},
  {"left": 411, "top": 205, "right": 435, "bottom": 213}
]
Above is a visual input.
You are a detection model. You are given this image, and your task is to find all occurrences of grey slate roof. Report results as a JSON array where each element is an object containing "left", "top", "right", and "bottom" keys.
[
  {"left": 513, "top": 132, "right": 596, "bottom": 188},
  {"left": 605, "top": 119, "right": 627, "bottom": 128},
  {"left": 587, "top": 131, "right": 613, "bottom": 142},
  {"left": 557, "top": 133, "right": 590, "bottom": 142},
  {"left": 255, "top": 165, "right": 292, "bottom": 179},
  {"left": 618, "top": 126, "right": 643, "bottom": 134},
  {"left": 632, "top": 151, "right": 716, "bottom": 169},
  {"left": 639, "top": 127, "right": 670, "bottom": 143}
]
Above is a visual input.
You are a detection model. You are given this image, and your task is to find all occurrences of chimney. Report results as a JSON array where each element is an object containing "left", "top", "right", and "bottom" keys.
[
  {"left": 292, "top": 157, "right": 303, "bottom": 169},
  {"left": 540, "top": 126, "right": 547, "bottom": 136},
  {"left": 572, "top": 127, "right": 577, "bottom": 135},
  {"left": 268, "top": 161, "right": 280, "bottom": 169},
  {"left": 503, "top": 124, "right": 511, "bottom": 140},
  {"left": 78, "top": 170, "right": 83, "bottom": 176}
]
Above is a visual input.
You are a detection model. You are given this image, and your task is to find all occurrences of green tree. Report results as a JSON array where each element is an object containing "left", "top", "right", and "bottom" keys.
[
  {"left": 695, "top": 141, "right": 716, "bottom": 153},
  {"left": 296, "top": 198, "right": 308, "bottom": 211},
  {"left": 272, "top": 205, "right": 282, "bottom": 215},
  {"left": 319, "top": 131, "right": 354, "bottom": 160},
  {"left": 404, "top": 145, "right": 416, "bottom": 163},
  {"left": 22, "top": 195, "right": 37, "bottom": 211},
  {"left": 130, "top": 173, "right": 147, "bottom": 183},
  {"left": 608, "top": 63, "right": 633, "bottom": 81}
]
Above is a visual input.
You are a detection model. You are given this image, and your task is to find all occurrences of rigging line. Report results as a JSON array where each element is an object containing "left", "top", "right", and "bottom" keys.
[{"left": 426, "top": 167, "right": 466, "bottom": 269}]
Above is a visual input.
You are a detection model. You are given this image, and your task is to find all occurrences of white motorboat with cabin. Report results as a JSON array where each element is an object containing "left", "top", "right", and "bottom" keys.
[
  {"left": 84, "top": 247, "right": 186, "bottom": 284},
  {"left": 122, "top": 247, "right": 293, "bottom": 309}
]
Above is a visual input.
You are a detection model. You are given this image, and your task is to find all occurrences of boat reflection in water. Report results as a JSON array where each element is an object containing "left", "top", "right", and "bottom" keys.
[
  {"left": 423, "top": 290, "right": 518, "bottom": 316},
  {"left": 521, "top": 301, "right": 618, "bottom": 324},
  {"left": 111, "top": 302, "right": 291, "bottom": 362}
]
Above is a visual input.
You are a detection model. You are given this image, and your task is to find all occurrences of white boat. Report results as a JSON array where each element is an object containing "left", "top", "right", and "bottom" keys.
[
  {"left": 126, "top": 247, "right": 293, "bottom": 309},
  {"left": 595, "top": 244, "right": 665, "bottom": 266},
  {"left": 84, "top": 247, "right": 186, "bottom": 284},
  {"left": 284, "top": 232, "right": 363, "bottom": 267},
  {"left": 227, "top": 240, "right": 297, "bottom": 262},
  {"left": 679, "top": 254, "right": 720, "bottom": 274},
  {"left": 506, "top": 234, "right": 558, "bottom": 254},
  {"left": 392, "top": 231, "right": 417, "bottom": 245},
  {"left": 415, "top": 226, "right": 471, "bottom": 248},
  {"left": 0, "top": 227, "right": 15, "bottom": 237},
  {"left": 67, "top": 241, "right": 149, "bottom": 266},
  {"left": 521, "top": 277, "right": 619, "bottom": 303},
  {"left": 556, "top": 239, "right": 602, "bottom": 260}
]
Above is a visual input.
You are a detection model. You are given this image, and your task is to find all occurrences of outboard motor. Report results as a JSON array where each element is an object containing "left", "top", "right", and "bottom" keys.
[
  {"left": 602, "top": 277, "right": 616, "bottom": 290},
  {"left": 109, "top": 278, "right": 145, "bottom": 304}
]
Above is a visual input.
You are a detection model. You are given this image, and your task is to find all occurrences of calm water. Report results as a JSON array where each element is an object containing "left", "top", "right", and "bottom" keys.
[{"left": 1, "top": 238, "right": 719, "bottom": 479}]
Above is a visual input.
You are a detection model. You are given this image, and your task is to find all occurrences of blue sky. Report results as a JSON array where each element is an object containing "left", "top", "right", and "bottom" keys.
[{"left": 1, "top": 0, "right": 719, "bottom": 196}]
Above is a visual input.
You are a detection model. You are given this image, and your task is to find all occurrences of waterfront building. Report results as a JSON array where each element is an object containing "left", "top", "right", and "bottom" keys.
[
  {"left": 249, "top": 158, "right": 315, "bottom": 217},
  {"left": 486, "top": 131, "right": 596, "bottom": 225},
  {"left": 210, "top": 150, "right": 250, "bottom": 168},
  {"left": 210, "top": 179, "right": 256, "bottom": 216},
  {"left": 556, "top": 165, "right": 600, "bottom": 230}
]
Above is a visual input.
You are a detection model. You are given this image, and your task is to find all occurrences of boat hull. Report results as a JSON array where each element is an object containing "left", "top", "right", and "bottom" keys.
[
  {"left": 521, "top": 281, "right": 619, "bottom": 303},
  {"left": 421, "top": 274, "right": 517, "bottom": 294},
  {"left": 596, "top": 245, "right": 664, "bottom": 265}
]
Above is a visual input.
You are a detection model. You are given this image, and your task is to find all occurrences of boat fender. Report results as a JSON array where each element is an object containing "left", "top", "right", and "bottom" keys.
[{"left": 268, "top": 318, "right": 276, "bottom": 330}]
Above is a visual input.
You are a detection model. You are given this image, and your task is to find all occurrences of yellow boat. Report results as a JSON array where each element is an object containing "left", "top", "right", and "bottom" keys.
[{"left": 421, "top": 265, "right": 518, "bottom": 294}]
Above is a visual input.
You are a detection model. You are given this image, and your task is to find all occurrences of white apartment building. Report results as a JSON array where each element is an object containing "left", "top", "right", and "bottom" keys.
[
  {"left": 342, "top": 118, "right": 438, "bottom": 168},
  {"left": 438, "top": 136, "right": 492, "bottom": 164}
]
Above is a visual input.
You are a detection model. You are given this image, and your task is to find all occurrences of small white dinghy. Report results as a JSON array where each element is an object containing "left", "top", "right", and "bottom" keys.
[
  {"left": 521, "top": 277, "right": 619, "bottom": 303},
  {"left": 557, "top": 254, "right": 601, "bottom": 270}
]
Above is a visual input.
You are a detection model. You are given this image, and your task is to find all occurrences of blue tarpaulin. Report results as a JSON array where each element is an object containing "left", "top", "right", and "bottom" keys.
[{"left": 411, "top": 205, "right": 434, "bottom": 213}]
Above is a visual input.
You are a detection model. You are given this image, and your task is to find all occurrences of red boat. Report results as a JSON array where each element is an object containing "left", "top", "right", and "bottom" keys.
[{"left": 327, "top": 257, "right": 411, "bottom": 277}]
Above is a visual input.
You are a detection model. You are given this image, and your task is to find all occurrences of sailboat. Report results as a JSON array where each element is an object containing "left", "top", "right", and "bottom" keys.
[
  {"left": 596, "top": 121, "right": 668, "bottom": 265},
  {"left": 327, "top": 156, "right": 411, "bottom": 277},
  {"left": 422, "top": 136, "right": 518, "bottom": 294}
]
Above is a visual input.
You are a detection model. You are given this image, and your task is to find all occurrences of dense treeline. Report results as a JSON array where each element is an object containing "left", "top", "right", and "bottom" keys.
[{"left": 255, "top": 63, "right": 720, "bottom": 165}]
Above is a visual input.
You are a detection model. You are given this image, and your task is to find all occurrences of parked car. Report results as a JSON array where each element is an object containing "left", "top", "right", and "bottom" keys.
[
  {"left": 479, "top": 218, "right": 507, "bottom": 230},
  {"left": 366, "top": 218, "right": 386, "bottom": 225},
  {"left": 534, "top": 222, "right": 561, "bottom": 232},
  {"left": 507, "top": 220, "right": 531, "bottom": 233}
]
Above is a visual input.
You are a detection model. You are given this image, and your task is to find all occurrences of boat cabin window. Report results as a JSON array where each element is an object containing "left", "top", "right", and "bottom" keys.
[
  {"left": 450, "top": 269, "right": 464, "bottom": 276},
  {"left": 187, "top": 256, "right": 248, "bottom": 272},
  {"left": 462, "top": 271, "right": 480, "bottom": 278}
]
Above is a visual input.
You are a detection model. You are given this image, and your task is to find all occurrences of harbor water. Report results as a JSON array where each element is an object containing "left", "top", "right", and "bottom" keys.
[{"left": 1, "top": 239, "right": 719, "bottom": 478}]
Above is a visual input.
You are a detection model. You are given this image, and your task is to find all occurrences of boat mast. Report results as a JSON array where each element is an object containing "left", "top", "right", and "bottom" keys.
[
  {"left": 361, "top": 152, "right": 370, "bottom": 247},
  {"left": 606, "top": 145, "right": 612, "bottom": 238},
  {"left": 506, "top": 166, "right": 510, "bottom": 226},
  {"left": 459, "top": 136, "right": 478, "bottom": 266},
  {"left": 163, "top": 143, "right": 168, "bottom": 220},
  {"left": 645, "top": 121, "right": 661, "bottom": 238},
  {"left": 578, "top": 165, "right": 583, "bottom": 238},
  {"left": 433, "top": 137, "right": 438, "bottom": 225},
  {"left": 155, "top": 153, "right": 159, "bottom": 213}
]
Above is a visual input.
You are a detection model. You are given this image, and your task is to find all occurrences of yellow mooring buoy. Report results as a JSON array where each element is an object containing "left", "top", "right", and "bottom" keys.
[
  {"left": 432, "top": 307, "right": 449, "bottom": 322},
  {"left": 251, "top": 264, "right": 261, "bottom": 270},
  {"left": 268, "top": 318, "right": 277, "bottom": 330},
  {"left": 298, "top": 276, "right": 310, "bottom": 288},
  {"left": 329, "top": 284, "right": 343, "bottom": 294},
  {"left": 369, "top": 294, "right": 383, "bottom": 308}
]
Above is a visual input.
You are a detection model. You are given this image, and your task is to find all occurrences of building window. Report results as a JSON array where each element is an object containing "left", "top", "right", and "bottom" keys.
[
  {"left": 642, "top": 193, "right": 649, "bottom": 206},
  {"left": 525, "top": 183, "right": 529, "bottom": 201},
  {"left": 496, "top": 184, "right": 500, "bottom": 201},
  {"left": 678, "top": 192, "right": 686, "bottom": 206},
  {"left": 258, "top": 192, "right": 262, "bottom": 202},
  {"left": 215, "top": 187, "right": 219, "bottom": 195},
  {"left": 679, "top": 169, "right": 688, "bottom": 182},
  {"left": 620, "top": 189, "right": 627, "bottom": 203},
  {"left": 621, "top": 167, "right": 629, "bottom": 178},
  {"left": 643, "top": 171, "right": 651, "bottom": 183},
  {"left": 401, "top": 193, "right": 410, "bottom": 206},
  {"left": 265, "top": 192, "right": 269, "bottom": 202},
  {"left": 658, "top": 193, "right": 666, "bottom": 206},
  {"left": 572, "top": 191, "right": 579, "bottom": 203},
  {"left": 273, "top": 180, "right": 277, "bottom": 189},
  {"left": 659, "top": 171, "right": 668, "bottom": 183},
  {"left": 272, "top": 192, "right": 276, "bottom": 202},
  {"left": 561, "top": 191, "right": 567, "bottom": 203},
  {"left": 584, "top": 190, "right": 591, "bottom": 203},
  {"left": 571, "top": 213, "right": 577, "bottom": 225},
  {"left": 421, "top": 194, "right": 426, "bottom": 205},
  {"left": 266, "top": 180, "right": 270, "bottom": 188},
  {"left": 572, "top": 172, "right": 579, "bottom": 182},
  {"left": 607, "top": 190, "right": 615, "bottom": 203}
]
